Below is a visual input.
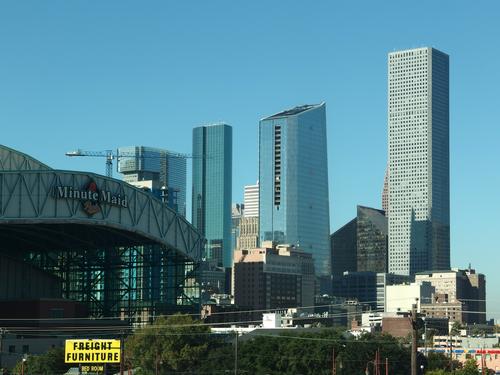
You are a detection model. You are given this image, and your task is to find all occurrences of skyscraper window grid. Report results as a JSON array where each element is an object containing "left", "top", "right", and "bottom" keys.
[{"left": 388, "top": 47, "right": 450, "bottom": 276}]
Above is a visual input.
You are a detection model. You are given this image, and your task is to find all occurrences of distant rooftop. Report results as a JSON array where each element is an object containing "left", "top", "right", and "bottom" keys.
[{"left": 263, "top": 103, "right": 323, "bottom": 120}]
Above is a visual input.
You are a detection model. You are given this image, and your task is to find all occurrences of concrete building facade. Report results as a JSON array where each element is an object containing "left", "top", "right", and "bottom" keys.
[
  {"left": 244, "top": 182, "right": 259, "bottom": 218},
  {"left": 388, "top": 47, "right": 450, "bottom": 275},
  {"left": 416, "top": 268, "right": 486, "bottom": 324},
  {"left": 385, "top": 281, "right": 435, "bottom": 313},
  {"left": 236, "top": 216, "right": 259, "bottom": 251}
]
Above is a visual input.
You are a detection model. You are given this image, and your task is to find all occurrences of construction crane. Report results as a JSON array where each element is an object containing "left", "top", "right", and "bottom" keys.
[{"left": 65, "top": 149, "right": 191, "bottom": 178}]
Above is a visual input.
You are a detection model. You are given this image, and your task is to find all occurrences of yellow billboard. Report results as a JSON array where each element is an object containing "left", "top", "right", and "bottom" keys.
[{"left": 65, "top": 339, "right": 121, "bottom": 363}]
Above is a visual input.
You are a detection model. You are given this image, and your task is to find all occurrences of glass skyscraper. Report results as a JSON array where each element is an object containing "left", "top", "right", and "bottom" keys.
[
  {"left": 118, "top": 146, "right": 187, "bottom": 216},
  {"left": 259, "top": 103, "right": 331, "bottom": 277},
  {"left": 192, "top": 124, "right": 233, "bottom": 268},
  {"left": 357, "top": 206, "right": 388, "bottom": 273},
  {"left": 388, "top": 47, "right": 450, "bottom": 275}
]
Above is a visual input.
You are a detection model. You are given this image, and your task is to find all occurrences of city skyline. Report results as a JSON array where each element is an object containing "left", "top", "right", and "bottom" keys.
[{"left": 1, "top": 1, "right": 498, "bottom": 316}]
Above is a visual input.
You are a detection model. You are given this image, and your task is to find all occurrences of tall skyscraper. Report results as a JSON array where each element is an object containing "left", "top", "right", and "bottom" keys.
[
  {"left": 243, "top": 182, "right": 259, "bottom": 218},
  {"left": 118, "top": 146, "right": 187, "bottom": 216},
  {"left": 388, "top": 47, "right": 450, "bottom": 275},
  {"left": 381, "top": 167, "right": 389, "bottom": 214},
  {"left": 192, "top": 124, "right": 233, "bottom": 268},
  {"left": 259, "top": 103, "right": 331, "bottom": 277}
]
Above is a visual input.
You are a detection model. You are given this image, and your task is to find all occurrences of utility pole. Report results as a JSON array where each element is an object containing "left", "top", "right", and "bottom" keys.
[
  {"left": 120, "top": 332, "right": 124, "bottom": 375},
  {"left": 234, "top": 330, "right": 238, "bottom": 375},
  {"left": 449, "top": 324, "right": 453, "bottom": 371},
  {"left": 411, "top": 303, "right": 418, "bottom": 375},
  {"left": 332, "top": 347, "right": 336, "bottom": 375},
  {"left": 0, "top": 328, "right": 4, "bottom": 370},
  {"left": 375, "top": 348, "right": 380, "bottom": 375}
]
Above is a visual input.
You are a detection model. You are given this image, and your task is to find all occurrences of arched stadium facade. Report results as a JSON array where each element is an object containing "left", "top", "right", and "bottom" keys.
[{"left": 0, "top": 145, "right": 204, "bottom": 318}]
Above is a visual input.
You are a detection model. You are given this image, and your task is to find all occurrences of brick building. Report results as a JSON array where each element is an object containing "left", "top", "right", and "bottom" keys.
[{"left": 232, "top": 242, "right": 315, "bottom": 315}]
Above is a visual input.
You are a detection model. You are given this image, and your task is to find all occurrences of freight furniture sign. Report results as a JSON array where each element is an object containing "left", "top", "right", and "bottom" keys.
[{"left": 65, "top": 339, "right": 121, "bottom": 363}]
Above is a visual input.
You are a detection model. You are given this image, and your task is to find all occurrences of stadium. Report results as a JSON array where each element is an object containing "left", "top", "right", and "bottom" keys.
[{"left": 0, "top": 144, "right": 204, "bottom": 320}]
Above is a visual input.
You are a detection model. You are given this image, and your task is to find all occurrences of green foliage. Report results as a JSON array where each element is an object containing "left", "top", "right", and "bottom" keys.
[
  {"left": 336, "top": 332, "right": 410, "bottom": 375},
  {"left": 12, "top": 347, "right": 70, "bottom": 375},
  {"left": 120, "top": 314, "right": 487, "bottom": 374},
  {"left": 235, "top": 329, "right": 343, "bottom": 375},
  {"left": 125, "top": 314, "right": 216, "bottom": 374},
  {"left": 425, "top": 370, "right": 450, "bottom": 375},
  {"left": 450, "top": 322, "right": 463, "bottom": 336},
  {"left": 469, "top": 326, "right": 487, "bottom": 337},
  {"left": 426, "top": 352, "right": 452, "bottom": 371},
  {"left": 454, "top": 359, "right": 480, "bottom": 375}
]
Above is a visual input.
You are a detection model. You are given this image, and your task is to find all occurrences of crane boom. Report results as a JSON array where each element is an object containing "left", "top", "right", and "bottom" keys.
[{"left": 65, "top": 148, "right": 191, "bottom": 178}]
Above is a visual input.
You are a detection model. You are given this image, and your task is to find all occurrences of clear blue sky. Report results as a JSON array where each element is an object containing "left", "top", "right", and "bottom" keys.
[{"left": 1, "top": 1, "right": 499, "bottom": 318}]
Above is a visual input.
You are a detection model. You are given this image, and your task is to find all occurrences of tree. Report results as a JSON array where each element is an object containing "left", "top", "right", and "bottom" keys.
[
  {"left": 125, "top": 314, "right": 215, "bottom": 374},
  {"left": 454, "top": 358, "right": 480, "bottom": 375},
  {"left": 12, "top": 347, "right": 69, "bottom": 375},
  {"left": 426, "top": 352, "right": 452, "bottom": 371},
  {"left": 450, "top": 322, "right": 463, "bottom": 336},
  {"left": 235, "top": 329, "right": 343, "bottom": 375}
]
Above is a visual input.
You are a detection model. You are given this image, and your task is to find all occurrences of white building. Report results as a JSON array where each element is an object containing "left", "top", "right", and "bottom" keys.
[
  {"left": 387, "top": 47, "right": 450, "bottom": 275},
  {"left": 244, "top": 182, "right": 259, "bottom": 218},
  {"left": 385, "top": 281, "right": 434, "bottom": 313}
]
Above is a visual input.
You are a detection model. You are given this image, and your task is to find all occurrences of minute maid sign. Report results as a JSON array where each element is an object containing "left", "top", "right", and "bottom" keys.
[{"left": 53, "top": 179, "right": 128, "bottom": 216}]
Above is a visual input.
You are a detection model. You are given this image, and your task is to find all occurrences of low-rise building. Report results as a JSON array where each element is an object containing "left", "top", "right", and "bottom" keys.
[
  {"left": 333, "top": 271, "right": 408, "bottom": 310},
  {"left": 422, "top": 348, "right": 500, "bottom": 373},
  {"left": 416, "top": 267, "right": 486, "bottom": 324},
  {"left": 232, "top": 242, "right": 315, "bottom": 316},
  {"left": 432, "top": 335, "right": 498, "bottom": 349},
  {"left": 385, "top": 281, "right": 435, "bottom": 313}
]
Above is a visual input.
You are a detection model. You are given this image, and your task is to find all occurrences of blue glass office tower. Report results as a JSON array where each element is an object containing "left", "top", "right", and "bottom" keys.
[
  {"left": 259, "top": 104, "right": 331, "bottom": 277},
  {"left": 192, "top": 124, "right": 233, "bottom": 268}
]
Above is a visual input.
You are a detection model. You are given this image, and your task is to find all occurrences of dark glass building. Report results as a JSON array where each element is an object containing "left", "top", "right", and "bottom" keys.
[
  {"left": 192, "top": 124, "right": 233, "bottom": 268},
  {"left": 333, "top": 271, "right": 409, "bottom": 310},
  {"left": 331, "top": 205, "right": 388, "bottom": 278},
  {"left": 331, "top": 218, "right": 357, "bottom": 278},
  {"left": 357, "top": 206, "right": 388, "bottom": 273}
]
